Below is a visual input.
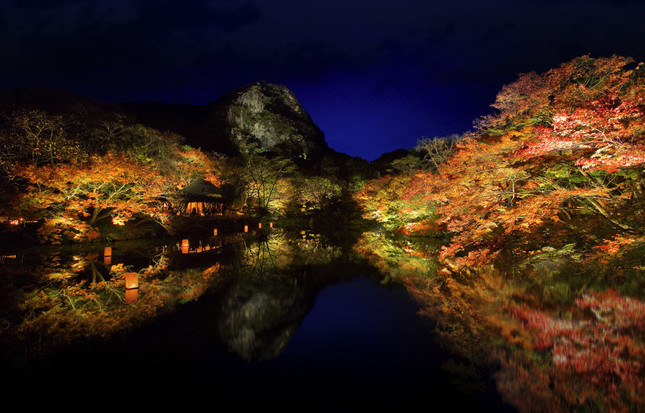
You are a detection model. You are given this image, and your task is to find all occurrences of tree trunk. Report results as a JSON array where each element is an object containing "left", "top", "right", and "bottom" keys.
[{"left": 583, "top": 197, "right": 633, "bottom": 232}]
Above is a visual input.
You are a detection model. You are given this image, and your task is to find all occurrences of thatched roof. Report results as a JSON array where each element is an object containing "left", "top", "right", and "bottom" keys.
[{"left": 180, "top": 179, "right": 222, "bottom": 201}]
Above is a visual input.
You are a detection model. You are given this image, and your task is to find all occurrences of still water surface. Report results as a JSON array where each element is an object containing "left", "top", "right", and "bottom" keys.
[
  {"left": 4, "top": 228, "right": 643, "bottom": 411},
  {"left": 59, "top": 277, "right": 507, "bottom": 411},
  {"left": 1, "top": 230, "right": 513, "bottom": 411}
]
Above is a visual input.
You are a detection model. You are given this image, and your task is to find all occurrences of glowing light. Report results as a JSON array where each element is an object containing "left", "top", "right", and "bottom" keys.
[
  {"left": 181, "top": 239, "right": 189, "bottom": 254},
  {"left": 125, "top": 288, "right": 138, "bottom": 304},
  {"left": 125, "top": 272, "right": 138, "bottom": 290},
  {"left": 269, "top": 222, "right": 273, "bottom": 228},
  {"left": 244, "top": 225, "right": 248, "bottom": 233},
  {"left": 103, "top": 247, "right": 112, "bottom": 264},
  {"left": 258, "top": 222, "right": 262, "bottom": 229},
  {"left": 213, "top": 228, "right": 218, "bottom": 236}
]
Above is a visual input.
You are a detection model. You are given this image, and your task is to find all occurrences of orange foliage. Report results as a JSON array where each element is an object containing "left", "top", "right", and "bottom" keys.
[
  {"left": 12, "top": 146, "right": 220, "bottom": 243},
  {"left": 355, "top": 55, "right": 645, "bottom": 274}
]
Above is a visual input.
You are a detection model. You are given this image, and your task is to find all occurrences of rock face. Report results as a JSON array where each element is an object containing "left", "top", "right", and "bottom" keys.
[
  {"left": 0, "top": 83, "right": 331, "bottom": 161},
  {"left": 207, "top": 81, "right": 328, "bottom": 159}
]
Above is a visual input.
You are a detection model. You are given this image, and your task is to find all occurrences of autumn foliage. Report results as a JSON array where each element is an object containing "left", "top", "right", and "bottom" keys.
[
  {"left": 1, "top": 118, "right": 221, "bottom": 243},
  {"left": 356, "top": 55, "right": 645, "bottom": 273},
  {"left": 353, "top": 55, "right": 645, "bottom": 412}
]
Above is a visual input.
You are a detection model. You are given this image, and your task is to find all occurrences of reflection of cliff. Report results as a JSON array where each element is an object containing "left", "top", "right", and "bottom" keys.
[
  {"left": 212, "top": 231, "right": 366, "bottom": 362},
  {"left": 216, "top": 275, "right": 315, "bottom": 362}
]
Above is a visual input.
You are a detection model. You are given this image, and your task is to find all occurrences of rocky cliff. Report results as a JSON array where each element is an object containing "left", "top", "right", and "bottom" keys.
[
  {"left": 0, "top": 83, "right": 331, "bottom": 162},
  {"left": 204, "top": 81, "right": 328, "bottom": 160},
  {"left": 118, "top": 82, "right": 329, "bottom": 161}
]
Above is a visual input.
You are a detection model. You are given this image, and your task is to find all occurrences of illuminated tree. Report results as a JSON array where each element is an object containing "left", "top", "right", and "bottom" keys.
[
  {"left": 352, "top": 55, "right": 645, "bottom": 413},
  {"left": 356, "top": 55, "right": 645, "bottom": 272},
  {"left": 240, "top": 154, "right": 296, "bottom": 215},
  {"left": 295, "top": 176, "right": 342, "bottom": 208},
  {"left": 12, "top": 138, "right": 221, "bottom": 242},
  {"left": 414, "top": 134, "right": 462, "bottom": 172},
  {"left": 0, "top": 110, "right": 84, "bottom": 175}
]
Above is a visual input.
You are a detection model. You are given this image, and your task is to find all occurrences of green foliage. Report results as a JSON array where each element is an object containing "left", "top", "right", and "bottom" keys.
[
  {"left": 388, "top": 154, "right": 423, "bottom": 175},
  {"left": 239, "top": 154, "right": 297, "bottom": 215}
]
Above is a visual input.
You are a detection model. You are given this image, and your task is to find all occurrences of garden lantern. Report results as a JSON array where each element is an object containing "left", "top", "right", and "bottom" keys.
[{"left": 125, "top": 272, "right": 138, "bottom": 290}]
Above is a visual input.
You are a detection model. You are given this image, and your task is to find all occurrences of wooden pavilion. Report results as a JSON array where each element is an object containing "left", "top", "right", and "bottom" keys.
[{"left": 179, "top": 179, "right": 224, "bottom": 216}]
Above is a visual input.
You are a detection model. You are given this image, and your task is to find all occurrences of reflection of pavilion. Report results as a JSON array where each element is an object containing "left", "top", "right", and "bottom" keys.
[{"left": 178, "top": 238, "right": 222, "bottom": 254}]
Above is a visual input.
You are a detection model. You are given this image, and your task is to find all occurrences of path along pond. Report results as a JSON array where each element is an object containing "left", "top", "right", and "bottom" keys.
[{"left": 1, "top": 228, "right": 643, "bottom": 412}]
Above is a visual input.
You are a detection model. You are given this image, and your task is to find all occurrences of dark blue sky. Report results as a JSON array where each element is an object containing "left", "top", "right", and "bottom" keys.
[{"left": 1, "top": 0, "right": 644, "bottom": 160}]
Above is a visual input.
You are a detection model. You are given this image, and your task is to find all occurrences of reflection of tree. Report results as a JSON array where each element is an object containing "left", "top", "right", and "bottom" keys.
[
  {"left": 1, "top": 230, "right": 354, "bottom": 369},
  {"left": 354, "top": 230, "right": 645, "bottom": 413},
  {"left": 241, "top": 237, "right": 277, "bottom": 276},
  {"left": 0, "top": 242, "right": 227, "bottom": 364},
  {"left": 502, "top": 291, "right": 645, "bottom": 411}
]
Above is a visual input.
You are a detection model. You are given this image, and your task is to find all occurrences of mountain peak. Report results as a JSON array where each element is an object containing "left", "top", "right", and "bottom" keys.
[{"left": 211, "top": 81, "right": 328, "bottom": 159}]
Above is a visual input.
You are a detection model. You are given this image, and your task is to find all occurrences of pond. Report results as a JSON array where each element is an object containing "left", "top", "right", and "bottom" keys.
[{"left": 1, "top": 228, "right": 643, "bottom": 411}]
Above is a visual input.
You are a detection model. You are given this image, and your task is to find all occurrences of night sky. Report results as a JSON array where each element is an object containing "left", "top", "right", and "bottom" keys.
[{"left": 1, "top": 1, "right": 644, "bottom": 160}]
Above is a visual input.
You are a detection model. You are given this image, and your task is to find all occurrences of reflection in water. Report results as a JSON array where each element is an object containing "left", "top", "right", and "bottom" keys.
[
  {"left": 4, "top": 226, "right": 642, "bottom": 411},
  {"left": 0, "top": 231, "right": 363, "bottom": 374},
  {"left": 0, "top": 236, "right": 228, "bottom": 367},
  {"left": 215, "top": 273, "right": 315, "bottom": 362},
  {"left": 124, "top": 288, "right": 138, "bottom": 305},
  {"left": 179, "top": 238, "right": 220, "bottom": 254},
  {"left": 212, "top": 232, "right": 346, "bottom": 362},
  {"left": 354, "top": 230, "right": 645, "bottom": 413}
]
